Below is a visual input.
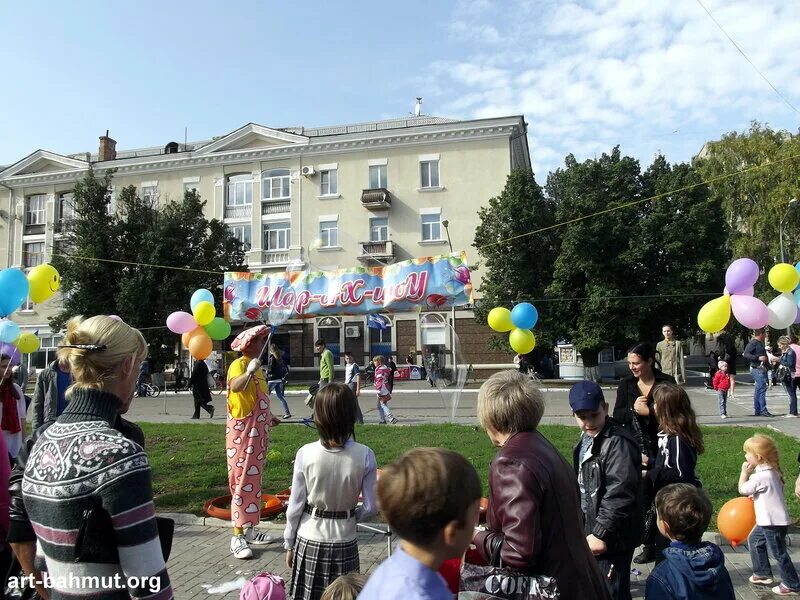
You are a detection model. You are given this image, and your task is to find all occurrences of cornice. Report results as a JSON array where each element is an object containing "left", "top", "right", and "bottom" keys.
[{"left": 0, "top": 117, "right": 526, "bottom": 187}]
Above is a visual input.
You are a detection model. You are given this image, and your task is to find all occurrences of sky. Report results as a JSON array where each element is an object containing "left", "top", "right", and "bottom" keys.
[{"left": 1, "top": 0, "right": 798, "bottom": 178}]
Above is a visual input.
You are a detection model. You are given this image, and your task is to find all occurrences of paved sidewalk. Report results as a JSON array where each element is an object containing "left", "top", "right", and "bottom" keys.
[{"left": 164, "top": 517, "right": 798, "bottom": 599}]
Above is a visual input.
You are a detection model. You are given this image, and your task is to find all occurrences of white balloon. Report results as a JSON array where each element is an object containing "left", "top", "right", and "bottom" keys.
[{"left": 767, "top": 292, "right": 797, "bottom": 329}]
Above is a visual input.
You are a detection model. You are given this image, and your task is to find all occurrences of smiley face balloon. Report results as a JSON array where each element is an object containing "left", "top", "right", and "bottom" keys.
[{"left": 27, "top": 264, "right": 61, "bottom": 304}]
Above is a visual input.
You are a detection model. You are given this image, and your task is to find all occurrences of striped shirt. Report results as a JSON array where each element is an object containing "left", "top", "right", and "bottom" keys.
[{"left": 22, "top": 387, "right": 172, "bottom": 599}]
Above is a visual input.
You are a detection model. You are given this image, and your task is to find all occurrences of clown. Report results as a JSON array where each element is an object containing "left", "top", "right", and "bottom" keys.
[{"left": 226, "top": 324, "right": 281, "bottom": 559}]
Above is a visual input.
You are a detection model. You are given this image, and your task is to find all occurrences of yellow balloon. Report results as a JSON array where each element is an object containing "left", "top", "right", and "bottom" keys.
[
  {"left": 509, "top": 328, "right": 536, "bottom": 354},
  {"left": 15, "top": 333, "right": 40, "bottom": 354},
  {"left": 27, "top": 264, "right": 61, "bottom": 304},
  {"left": 697, "top": 295, "right": 731, "bottom": 333},
  {"left": 488, "top": 307, "right": 514, "bottom": 332},
  {"left": 193, "top": 301, "right": 215, "bottom": 326},
  {"left": 768, "top": 263, "right": 800, "bottom": 293}
]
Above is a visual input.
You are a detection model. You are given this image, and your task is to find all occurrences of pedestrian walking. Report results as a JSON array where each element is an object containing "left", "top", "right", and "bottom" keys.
[{"left": 189, "top": 359, "right": 214, "bottom": 419}]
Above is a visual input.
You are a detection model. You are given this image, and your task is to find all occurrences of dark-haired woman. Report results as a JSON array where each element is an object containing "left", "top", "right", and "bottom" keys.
[{"left": 613, "top": 342, "right": 675, "bottom": 564}]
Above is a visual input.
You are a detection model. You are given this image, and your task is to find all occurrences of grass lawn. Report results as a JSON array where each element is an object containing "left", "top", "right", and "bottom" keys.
[{"left": 144, "top": 423, "right": 800, "bottom": 523}]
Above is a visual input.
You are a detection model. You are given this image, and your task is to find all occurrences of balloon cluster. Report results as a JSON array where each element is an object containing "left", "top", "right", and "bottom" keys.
[
  {"left": 166, "top": 289, "right": 232, "bottom": 360},
  {"left": 487, "top": 302, "right": 539, "bottom": 354},
  {"left": 0, "top": 264, "right": 61, "bottom": 360},
  {"left": 698, "top": 258, "right": 800, "bottom": 333}
]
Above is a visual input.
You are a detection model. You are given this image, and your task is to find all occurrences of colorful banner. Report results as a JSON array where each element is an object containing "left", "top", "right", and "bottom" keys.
[{"left": 224, "top": 252, "right": 473, "bottom": 322}]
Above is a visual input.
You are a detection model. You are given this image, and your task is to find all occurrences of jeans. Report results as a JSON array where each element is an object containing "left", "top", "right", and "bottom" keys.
[
  {"left": 376, "top": 397, "right": 395, "bottom": 423},
  {"left": 749, "top": 525, "right": 800, "bottom": 589},
  {"left": 596, "top": 549, "right": 634, "bottom": 600},
  {"left": 347, "top": 382, "right": 364, "bottom": 424},
  {"left": 269, "top": 381, "right": 290, "bottom": 415},
  {"left": 751, "top": 367, "right": 768, "bottom": 415},
  {"left": 783, "top": 378, "right": 798, "bottom": 415},
  {"left": 717, "top": 390, "right": 728, "bottom": 415}
]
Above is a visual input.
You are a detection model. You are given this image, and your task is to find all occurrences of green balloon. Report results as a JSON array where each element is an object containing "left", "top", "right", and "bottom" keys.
[{"left": 204, "top": 317, "right": 232, "bottom": 341}]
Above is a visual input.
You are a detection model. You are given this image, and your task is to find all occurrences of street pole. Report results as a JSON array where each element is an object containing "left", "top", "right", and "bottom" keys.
[
  {"left": 780, "top": 198, "right": 798, "bottom": 336},
  {"left": 442, "top": 220, "right": 456, "bottom": 374}
]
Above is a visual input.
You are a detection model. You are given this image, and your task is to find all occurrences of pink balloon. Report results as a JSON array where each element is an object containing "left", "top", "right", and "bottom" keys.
[
  {"left": 167, "top": 311, "right": 198, "bottom": 334},
  {"left": 726, "top": 258, "right": 760, "bottom": 295},
  {"left": 0, "top": 343, "right": 21, "bottom": 366},
  {"left": 731, "top": 295, "right": 769, "bottom": 329}
]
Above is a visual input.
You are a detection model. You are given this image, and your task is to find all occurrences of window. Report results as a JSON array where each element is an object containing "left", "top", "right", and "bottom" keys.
[
  {"left": 27, "top": 334, "right": 62, "bottom": 371},
  {"left": 320, "top": 169, "right": 338, "bottom": 196},
  {"left": 183, "top": 179, "right": 200, "bottom": 195},
  {"left": 421, "top": 313, "right": 447, "bottom": 346},
  {"left": 420, "top": 160, "right": 440, "bottom": 188},
  {"left": 370, "top": 217, "right": 388, "bottom": 242},
  {"left": 141, "top": 184, "right": 158, "bottom": 205},
  {"left": 264, "top": 221, "right": 290, "bottom": 250},
  {"left": 421, "top": 213, "right": 442, "bottom": 241},
  {"left": 24, "top": 242, "right": 45, "bottom": 268},
  {"left": 227, "top": 174, "right": 253, "bottom": 207},
  {"left": 318, "top": 316, "right": 341, "bottom": 362},
  {"left": 58, "top": 192, "right": 75, "bottom": 222},
  {"left": 262, "top": 169, "right": 291, "bottom": 200},
  {"left": 26, "top": 195, "right": 46, "bottom": 226},
  {"left": 107, "top": 186, "right": 116, "bottom": 215},
  {"left": 369, "top": 165, "right": 387, "bottom": 189},
  {"left": 228, "top": 224, "right": 252, "bottom": 251},
  {"left": 320, "top": 221, "right": 338, "bottom": 248},
  {"left": 20, "top": 295, "right": 34, "bottom": 312}
]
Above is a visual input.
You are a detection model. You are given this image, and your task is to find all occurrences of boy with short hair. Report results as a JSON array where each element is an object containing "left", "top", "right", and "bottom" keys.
[
  {"left": 570, "top": 380, "right": 642, "bottom": 600},
  {"left": 358, "top": 448, "right": 482, "bottom": 600},
  {"left": 645, "top": 483, "right": 734, "bottom": 599},
  {"left": 343, "top": 352, "right": 364, "bottom": 424}
]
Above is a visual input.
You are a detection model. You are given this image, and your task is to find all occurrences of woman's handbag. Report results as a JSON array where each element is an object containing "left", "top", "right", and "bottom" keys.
[{"left": 459, "top": 537, "right": 559, "bottom": 599}]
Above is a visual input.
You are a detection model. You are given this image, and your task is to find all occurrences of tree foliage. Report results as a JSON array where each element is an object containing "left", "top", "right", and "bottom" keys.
[{"left": 51, "top": 170, "right": 246, "bottom": 370}]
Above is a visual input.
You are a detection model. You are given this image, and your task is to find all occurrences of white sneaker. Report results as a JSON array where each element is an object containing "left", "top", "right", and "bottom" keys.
[
  {"left": 244, "top": 527, "right": 275, "bottom": 545},
  {"left": 783, "top": 414, "right": 799, "bottom": 418},
  {"left": 720, "top": 414, "right": 728, "bottom": 419},
  {"left": 230, "top": 534, "right": 253, "bottom": 559}
]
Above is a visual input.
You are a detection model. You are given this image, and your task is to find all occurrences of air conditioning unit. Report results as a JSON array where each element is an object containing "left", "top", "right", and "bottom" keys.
[
  {"left": 345, "top": 325, "right": 360, "bottom": 338},
  {"left": 301, "top": 165, "right": 316, "bottom": 177}
]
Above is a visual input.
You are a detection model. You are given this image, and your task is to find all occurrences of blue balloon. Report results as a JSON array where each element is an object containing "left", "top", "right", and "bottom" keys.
[
  {"left": 511, "top": 302, "right": 538, "bottom": 330},
  {"left": 190, "top": 289, "right": 214, "bottom": 311},
  {"left": 0, "top": 269, "right": 29, "bottom": 317},
  {"left": 795, "top": 288, "right": 800, "bottom": 307},
  {"left": 0, "top": 320, "right": 20, "bottom": 343}
]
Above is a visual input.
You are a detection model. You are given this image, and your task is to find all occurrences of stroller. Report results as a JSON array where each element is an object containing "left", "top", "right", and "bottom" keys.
[{"left": 304, "top": 383, "right": 319, "bottom": 409}]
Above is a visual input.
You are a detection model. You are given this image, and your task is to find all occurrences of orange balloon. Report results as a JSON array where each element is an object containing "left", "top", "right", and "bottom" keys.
[
  {"left": 717, "top": 497, "right": 756, "bottom": 547},
  {"left": 188, "top": 332, "right": 213, "bottom": 360},
  {"left": 181, "top": 327, "right": 204, "bottom": 348}
]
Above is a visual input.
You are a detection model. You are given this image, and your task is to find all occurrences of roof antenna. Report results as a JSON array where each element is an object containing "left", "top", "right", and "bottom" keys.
[{"left": 414, "top": 97, "right": 423, "bottom": 117}]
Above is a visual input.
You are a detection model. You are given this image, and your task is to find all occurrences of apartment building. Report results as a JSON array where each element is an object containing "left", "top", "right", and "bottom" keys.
[{"left": 0, "top": 114, "right": 530, "bottom": 374}]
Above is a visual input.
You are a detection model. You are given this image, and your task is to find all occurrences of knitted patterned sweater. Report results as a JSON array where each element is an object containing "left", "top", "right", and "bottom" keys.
[{"left": 22, "top": 388, "right": 172, "bottom": 599}]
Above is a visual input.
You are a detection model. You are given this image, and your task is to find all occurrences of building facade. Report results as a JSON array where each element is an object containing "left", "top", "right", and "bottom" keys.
[{"left": 0, "top": 115, "right": 530, "bottom": 376}]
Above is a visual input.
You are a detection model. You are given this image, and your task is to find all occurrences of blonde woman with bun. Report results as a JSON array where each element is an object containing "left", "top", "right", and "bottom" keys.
[{"left": 21, "top": 315, "right": 173, "bottom": 600}]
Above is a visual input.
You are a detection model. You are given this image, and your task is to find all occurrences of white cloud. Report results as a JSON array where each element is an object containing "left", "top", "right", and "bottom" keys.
[{"left": 431, "top": 0, "right": 800, "bottom": 175}]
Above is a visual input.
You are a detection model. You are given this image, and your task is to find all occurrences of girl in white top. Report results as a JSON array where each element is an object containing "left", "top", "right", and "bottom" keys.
[
  {"left": 738, "top": 434, "right": 799, "bottom": 594},
  {"left": 284, "top": 383, "right": 377, "bottom": 600}
]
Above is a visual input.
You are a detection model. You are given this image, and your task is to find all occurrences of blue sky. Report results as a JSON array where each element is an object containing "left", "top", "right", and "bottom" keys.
[{"left": 1, "top": 0, "right": 798, "bottom": 178}]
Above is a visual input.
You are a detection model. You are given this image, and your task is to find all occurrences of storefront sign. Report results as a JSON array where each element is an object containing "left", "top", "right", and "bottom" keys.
[{"left": 224, "top": 252, "right": 473, "bottom": 321}]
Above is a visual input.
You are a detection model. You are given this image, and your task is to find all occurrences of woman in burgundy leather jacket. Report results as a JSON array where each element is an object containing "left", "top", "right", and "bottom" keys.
[{"left": 472, "top": 371, "right": 610, "bottom": 600}]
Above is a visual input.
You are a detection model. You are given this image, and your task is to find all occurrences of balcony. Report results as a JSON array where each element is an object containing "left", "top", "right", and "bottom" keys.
[
  {"left": 262, "top": 200, "right": 291, "bottom": 216},
  {"left": 360, "top": 188, "right": 392, "bottom": 209},
  {"left": 224, "top": 204, "right": 252, "bottom": 220},
  {"left": 262, "top": 250, "right": 290, "bottom": 266},
  {"left": 358, "top": 240, "right": 395, "bottom": 264}
]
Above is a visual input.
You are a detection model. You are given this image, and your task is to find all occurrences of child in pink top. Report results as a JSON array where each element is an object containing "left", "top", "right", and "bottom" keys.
[
  {"left": 372, "top": 356, "right": 397, "bottom": 425},
  {"left": 712, "top": 361, "right": 730, "bottom": 418},
  {"left": 738, "top": 434, "right": 799, "bottom": 595}
]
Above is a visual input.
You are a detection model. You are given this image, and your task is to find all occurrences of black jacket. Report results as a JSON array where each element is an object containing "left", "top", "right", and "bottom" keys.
[
  {"left": 742, "top": 338, "right": 767, "bottom": 368},
  {"left": 189, "top": 360, "right": 210, "bottom": 391},
  {"left": 573, "top": 417, "right": 642, "bottom": 554},
  {"left": 646, "top": 433, "right": 701, "bottom": 492},
  {"left": 613, "top": 371, "right": 676, "bottom": 460},
  {"left": 7, "top": 416, "right": 144, "bottom": 544}
]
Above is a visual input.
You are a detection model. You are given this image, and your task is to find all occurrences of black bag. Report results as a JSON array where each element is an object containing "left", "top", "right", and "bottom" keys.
[{"left": 459, "top": 537, "right": 559, "bottom": 599}]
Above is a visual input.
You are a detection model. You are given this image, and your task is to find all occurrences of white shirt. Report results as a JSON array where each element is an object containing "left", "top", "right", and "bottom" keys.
[{"left": 738, "top": 465, "right": 791, "bottom": 526}]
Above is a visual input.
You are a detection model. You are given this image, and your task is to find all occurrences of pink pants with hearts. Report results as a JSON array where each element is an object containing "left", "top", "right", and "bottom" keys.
[{"left": 226, "top": 388, "right": 272, "bottom": 529}]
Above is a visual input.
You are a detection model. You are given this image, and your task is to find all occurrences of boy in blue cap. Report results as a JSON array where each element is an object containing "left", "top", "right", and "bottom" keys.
[{"left": 571, "top": 380, "right": 642, "bottom": 600}]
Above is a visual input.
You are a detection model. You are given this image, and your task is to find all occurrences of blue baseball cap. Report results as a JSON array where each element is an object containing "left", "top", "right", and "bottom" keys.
[{"left": 569, "top": 381, "right": 605, "bottom": 412}]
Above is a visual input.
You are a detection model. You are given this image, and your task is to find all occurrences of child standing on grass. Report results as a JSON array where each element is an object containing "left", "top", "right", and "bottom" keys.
[
  {"left": 373, "top": 356, "right": 397, "bottom": 425},
  {"left": 738, "top": 434, "right": 800, "bottom": 595},
  {"left": 712, "top": 360, "right": 730, "bottom": 419},
  {"left": 283, "top": 383, "right": 377, "bottom": 600}
]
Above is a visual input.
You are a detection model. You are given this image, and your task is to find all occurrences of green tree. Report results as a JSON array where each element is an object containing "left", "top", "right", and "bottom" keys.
[
  {"left": 472, "top": 169, "right": 558, "bottom": 349},
  {"left": 51, "top": 171, "right": 246, "bottom": 370}
]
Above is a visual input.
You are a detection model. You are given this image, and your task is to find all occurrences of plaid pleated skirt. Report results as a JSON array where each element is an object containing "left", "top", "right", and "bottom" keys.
[{"left": 290, "top": 536, "right": 360, "bottom": 600}]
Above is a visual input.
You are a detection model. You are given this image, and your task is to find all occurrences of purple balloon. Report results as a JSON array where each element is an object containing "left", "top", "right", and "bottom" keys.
[
  {"left": 725, "top": 258, "right": 760, "bottom": 295},
  {"left": 731, "top": 295, "right": 769, "bottom": 329},
  {"left": 725, "top": 286, "right": 754, "bottom": 297},
  {"left": 166, "top": 311, "right": 198, "bottom": 334},
  {"left": 0, "top": 343, "right": 21, "bottom": 366}
]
